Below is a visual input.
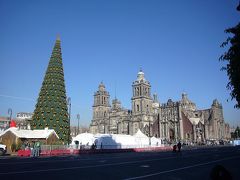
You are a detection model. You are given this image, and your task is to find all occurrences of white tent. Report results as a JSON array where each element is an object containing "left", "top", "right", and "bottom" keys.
[
  {"left": 93, "top": 134, "right": 137, "bottom": 149},
  {"left": 133, "top": 129, "right": 150, "bottom": 147},
  {"left": 150, "top": 136, "right": 162, "bottom": 146},
  {"left": 94, "top": 135, "right": 118, "bottom": 149},
  {"left": 72, "top": 130, "right": 163, "bottom": 150},
  {"left": 71, "top": 132, "right": 95, "bottom": 147},
  {"left": 111, "top": 134, "right": 137, "bottom": 148}
]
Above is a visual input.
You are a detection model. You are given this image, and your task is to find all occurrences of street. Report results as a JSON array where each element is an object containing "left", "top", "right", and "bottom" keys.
[{"left": 0, "top": 146, "right": 240, "bottom": 180}]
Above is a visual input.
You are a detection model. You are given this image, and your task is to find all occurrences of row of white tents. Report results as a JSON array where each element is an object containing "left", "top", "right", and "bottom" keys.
[{"left": 71, "top": 129, "right": 163, "bottom": 149}]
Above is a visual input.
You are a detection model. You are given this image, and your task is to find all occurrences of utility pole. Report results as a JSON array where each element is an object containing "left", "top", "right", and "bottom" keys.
[
  {"left": 77, "top": 114, "right": 80, "bottom": 135},
  {"left": 8, "top": 108, "right": 12, "bottom": 128}
]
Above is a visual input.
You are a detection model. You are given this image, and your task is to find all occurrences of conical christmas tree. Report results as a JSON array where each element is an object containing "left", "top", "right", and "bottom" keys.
[{"left": 31, "top": 37, "right": 70, "bottom": 143}]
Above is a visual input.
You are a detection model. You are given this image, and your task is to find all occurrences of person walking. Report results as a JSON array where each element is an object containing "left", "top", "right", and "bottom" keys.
[
  {"left": 173, "top": 144, "right": 177, "bottom": 152},
  {"left": 177, "top": 141, "right": 182, "bottom": 152}
]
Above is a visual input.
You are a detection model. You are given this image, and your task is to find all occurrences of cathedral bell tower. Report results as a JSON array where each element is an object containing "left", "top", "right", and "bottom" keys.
[
  {"left": 131, "top": 69, "right": 153, "bottom": 135},
  {"left": 90, "top": 82, "right": 110, "bottom": 134}
]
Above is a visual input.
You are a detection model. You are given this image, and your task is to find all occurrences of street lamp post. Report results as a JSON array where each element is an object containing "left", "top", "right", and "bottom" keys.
[
  {"left": 8, "top": 108, "right": 12, "bottom": 128},
  {"left": 67, "top": 97, "right": 71, "bottom": 144},
  {"left": 77, "top": 114, "right": 80, "bottom": 135}
]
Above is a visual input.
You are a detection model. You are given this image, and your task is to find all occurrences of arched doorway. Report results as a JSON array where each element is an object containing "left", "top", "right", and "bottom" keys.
[{"left": 169, "top": 129, "right": 175, "bottom": 142}]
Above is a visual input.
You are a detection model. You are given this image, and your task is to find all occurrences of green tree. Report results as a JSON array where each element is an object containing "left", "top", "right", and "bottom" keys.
[
  {"left": 220, "top": 4, "right": 240, "bottom": 108},
  {"left": 235, "top": 126, "right": 240, "bottom": 138},
  {"left": 31, "top": 37, "right": 70, "bottom": 143}
]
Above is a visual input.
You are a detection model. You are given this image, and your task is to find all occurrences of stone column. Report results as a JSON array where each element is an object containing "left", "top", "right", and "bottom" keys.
[
  {"left": 205, "top": 124, "right": 209, "bottom": 140},
  {"left": 193, "top": 124, "right": 196, "bottom": 142},
  {"left": 174, "top": 122, "right": 178, "bottom": 141},
  {"left": 178, "top": 106, "right": 184, "bottom": 140},
  {"left": 159, "top": 120, "right": 162, "bottom": 138},
  {"left": 179, "top": 119, "right": 184, "bottom": 140},
  {"left": 166, "top": 122, "right": 169, "bottom": 141},
  {"left": 162, "top": 122, "right": 166, "bottom": 139}
]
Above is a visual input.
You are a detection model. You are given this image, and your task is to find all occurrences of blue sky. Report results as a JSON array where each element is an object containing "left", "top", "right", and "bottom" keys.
[{"left": 0, "top": 0, "right": 239, "bottom": 127}]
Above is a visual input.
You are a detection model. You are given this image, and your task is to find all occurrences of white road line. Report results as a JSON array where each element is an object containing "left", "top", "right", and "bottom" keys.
[
  {"left": 0, "top": 151, "right": 172, "bottom": 165},
  {"left": 123, "top": 155, "right": 240, "bottom": 180},
  {"left": 0, "top": 155, "right": 179, "bottom": 175},
  {"left": 0, "top": 148, "right": 232, "bottom": 166},
  {"left": 140, "top": 165, "right": 150, "bottom": 168}
]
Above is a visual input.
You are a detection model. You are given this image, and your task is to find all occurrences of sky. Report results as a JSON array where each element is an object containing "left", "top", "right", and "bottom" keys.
[{"left": 0, "top": 0, "right": 240, "bottom": 127}]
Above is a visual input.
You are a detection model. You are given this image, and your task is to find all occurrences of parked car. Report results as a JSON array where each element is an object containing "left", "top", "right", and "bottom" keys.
[{"left": 0, "top": 144, "right": 7, "bottom": 156}]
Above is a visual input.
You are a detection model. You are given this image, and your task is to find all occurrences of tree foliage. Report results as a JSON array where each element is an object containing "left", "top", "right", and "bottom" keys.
[
  {"left": 220, "top": 11, "right": 240, "bottom": 108},
  {"left": 31, "top": 38, "right": 70, "bottom": 143},
  {"left": 231, "top": 126, "right": 240, "bottom": 139}
]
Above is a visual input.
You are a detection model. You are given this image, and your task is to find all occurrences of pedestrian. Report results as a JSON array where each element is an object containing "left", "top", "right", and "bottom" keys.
[
  {"left": 33, "top": 141, "right": 40, "bottom": 157},
  {"left": 30, "top": 142, "right": 34, "bottom": 157},
  {"left": 91, "top": 143, "right": 96, "bottom": 150},
  {"left": 173, "top": 144, "right": 177, "bottom": 152},
  {"left": 177, "top": 141, "right": 182, "bottom": 152},
  {"left": 35, "top": 141, "right": 40, "bottom": 157}
]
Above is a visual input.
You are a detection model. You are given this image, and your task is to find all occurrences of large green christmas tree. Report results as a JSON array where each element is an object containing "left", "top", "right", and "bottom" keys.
[{"left": 31, "top": 37, "right": 70, "bottom": 143}]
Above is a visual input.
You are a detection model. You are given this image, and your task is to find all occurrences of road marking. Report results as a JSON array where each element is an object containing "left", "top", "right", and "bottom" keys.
[
  {"left": 0, "top": 150, "right": 173, "bottom": 165},
  {"left": 140, "top": 165, "right": 149, "bottom": 168},
  {"left": 0, "top": 147, "right": 233, "bottom": 166},
  {"left": 99, "top": 160, "right": 106, "bottom": 163},
  {"left": 0, "top": 147, "right": 238, "bottom": 176},
  {"left": 123, "top": 155, "right": 240, "bottom": 180},
  {"left": 0, "top": 155, "right": 179, "bottom": 175},
  {"left": 1, "top": 153, "right": 239, "bottom": 176}
]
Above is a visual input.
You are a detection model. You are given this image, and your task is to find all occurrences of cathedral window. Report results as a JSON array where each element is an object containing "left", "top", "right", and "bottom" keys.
[
  {"left": 136, "top": 87, "right": 139, "bottom": 96},
  {"left": 137, "top": 105, "right": 139, "bottom": 112}
]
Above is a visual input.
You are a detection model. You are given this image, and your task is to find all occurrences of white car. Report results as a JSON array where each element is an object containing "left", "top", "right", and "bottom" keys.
[{"left": 0, "top": 144, "right": 7, "bottom": 156}]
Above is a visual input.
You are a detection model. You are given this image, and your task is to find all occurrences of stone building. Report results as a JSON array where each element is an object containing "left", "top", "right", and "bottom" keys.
[
  {"left": 16, "top": 112, "right": 33, "bottom": 130},
  {"left": 89, "top": 70, "right": 230, "bottom": 143},
  {"left": 0, "top": 116, "right": 10, "bottom": 134},
  {"left": 155, "top": 93, "right": 231, "bottom": 143}
]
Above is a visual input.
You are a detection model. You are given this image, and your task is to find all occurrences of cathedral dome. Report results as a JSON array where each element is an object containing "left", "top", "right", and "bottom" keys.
[
  {"left": 181, "top": 93, "right": 196, "bottom": 111},
  {"left": 212, "top": 99, "right": 221, "bottom": 108},
  {"left": 137, "top": 69, "right": 145, "bottom": 81},
  {"left": 98, "top": 81, "right": 105, "bottom": 91}
]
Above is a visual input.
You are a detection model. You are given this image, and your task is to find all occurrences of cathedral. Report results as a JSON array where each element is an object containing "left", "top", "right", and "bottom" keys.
[{"left": 89, "top": 70, "right": 230, "bottom": 143}]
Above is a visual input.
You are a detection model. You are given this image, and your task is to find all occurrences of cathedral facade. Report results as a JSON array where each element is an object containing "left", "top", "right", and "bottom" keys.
[{"left": 89, "top": 70, "right": 230, "bottom": 143}]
